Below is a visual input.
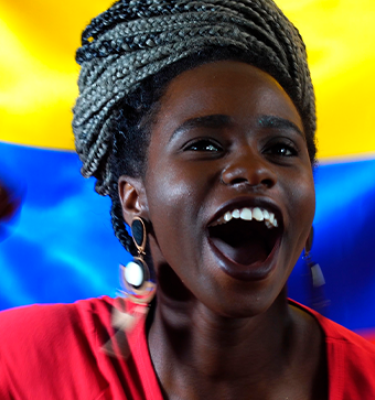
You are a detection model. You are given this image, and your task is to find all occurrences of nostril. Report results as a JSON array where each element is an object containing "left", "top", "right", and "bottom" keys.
[
  {"left": 227, "top": 177, "right": 274, "bottom": 189},
  {"left": 262, "top": 178, "right": 274, "bottom": 188},
  {"left": 230, "top": 177, "right": 248, "bottom": 186}
]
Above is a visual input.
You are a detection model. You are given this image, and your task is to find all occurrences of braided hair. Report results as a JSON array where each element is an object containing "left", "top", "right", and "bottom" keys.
[{"left": 73, "top": 0, "right": 317, "bottom": 256}]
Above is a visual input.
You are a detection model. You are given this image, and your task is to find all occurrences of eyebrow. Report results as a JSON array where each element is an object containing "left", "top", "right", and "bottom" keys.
[
  {"left": 169, "top": 114, "right": 232, "bottom": 142},
  {"left": 168, "top": 114, "right": 304, "bottom": 142},
  {"left": 257, "top": 115, "right": 304, "bottom": 137}
]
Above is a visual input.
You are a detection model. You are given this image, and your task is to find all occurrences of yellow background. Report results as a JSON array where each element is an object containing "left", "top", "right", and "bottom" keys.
[{"left": 1, "top": 0, "right": 375, "bottom": 160}]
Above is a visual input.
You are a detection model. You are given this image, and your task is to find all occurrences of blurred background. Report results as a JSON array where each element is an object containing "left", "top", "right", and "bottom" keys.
[{"left": 0, "top": 0, "right": 374, "bottom": 341}]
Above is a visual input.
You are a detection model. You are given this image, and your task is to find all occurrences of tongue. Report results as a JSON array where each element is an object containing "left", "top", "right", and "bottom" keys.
[{"left": 211, "top": 237, "right": 268, "bottom": 265}]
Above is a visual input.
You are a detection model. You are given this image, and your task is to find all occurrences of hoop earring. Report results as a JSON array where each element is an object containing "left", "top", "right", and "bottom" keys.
[{"left": 303, "top": 227, "right": 329, "bottom": 314}]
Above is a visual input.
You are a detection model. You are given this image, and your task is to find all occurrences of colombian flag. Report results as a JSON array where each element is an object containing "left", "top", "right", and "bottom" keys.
[{"left": 1, "top": 0, "right": 375, "bottom": 343}]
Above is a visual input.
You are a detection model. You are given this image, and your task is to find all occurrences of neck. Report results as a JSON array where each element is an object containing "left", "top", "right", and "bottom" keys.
[{"left": 148, "top": 289, "right": 320, "bottom": 400}]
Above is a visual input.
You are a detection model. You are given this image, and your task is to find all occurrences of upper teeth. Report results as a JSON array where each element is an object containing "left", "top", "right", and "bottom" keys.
[{"left": 211, "top": 207, "right": 278, "bottom": 229}]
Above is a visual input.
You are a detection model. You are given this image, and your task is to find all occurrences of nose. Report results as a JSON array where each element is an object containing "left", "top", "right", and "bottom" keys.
[{"left": 221, "top": 149, "right": 277, "bottom": 189}]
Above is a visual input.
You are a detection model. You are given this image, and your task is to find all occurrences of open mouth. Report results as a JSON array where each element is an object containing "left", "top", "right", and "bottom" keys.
[{"left": 207, "top": 207, "right": 282, "bottom": 266}]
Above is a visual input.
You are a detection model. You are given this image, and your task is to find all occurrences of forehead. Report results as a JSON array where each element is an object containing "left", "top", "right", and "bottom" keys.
[{"left": 152, "top": 60, "right": 303, "bottom": 137}]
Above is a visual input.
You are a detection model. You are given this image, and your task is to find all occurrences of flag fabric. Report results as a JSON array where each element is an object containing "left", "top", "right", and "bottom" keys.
[{"left": 1, "top": 0, "right": 375, "bottom": 341}]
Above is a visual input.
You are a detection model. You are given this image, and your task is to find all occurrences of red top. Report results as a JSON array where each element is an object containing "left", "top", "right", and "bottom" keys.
[{"left": 0, "top": 296, "right": 374, "bottom": 399}]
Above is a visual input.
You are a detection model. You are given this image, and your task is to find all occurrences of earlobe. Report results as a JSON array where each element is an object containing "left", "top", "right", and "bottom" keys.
[{"left": 118, "top": 175, "right": 148, "bottom": 226}]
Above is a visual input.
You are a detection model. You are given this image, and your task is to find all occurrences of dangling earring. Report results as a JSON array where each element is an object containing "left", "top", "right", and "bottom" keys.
[
  {"left": 120, "top": 216, "right": 156, "bottom": 304},
  {"left": 102, "top": 216, "right": 156, "bottom": 358},
  {"left": 303, "top": 227, "right": 329, "bottom": 314}
]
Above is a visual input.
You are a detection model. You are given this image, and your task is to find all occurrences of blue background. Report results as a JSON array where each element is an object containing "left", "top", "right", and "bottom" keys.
[{"left": 0, "top": 142, "right": 374, "bottom": 332}]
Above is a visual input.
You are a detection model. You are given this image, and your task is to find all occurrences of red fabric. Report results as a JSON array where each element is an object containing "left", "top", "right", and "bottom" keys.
[
  {"left": 294, "top": 301, "right": 375, "bottom": 400},
  {"left": 355, "top": 328, "right": 375, "bottom": 345},
  {"left": 0, "top": 297, "right": 374, "bottom": 399},
  {"left": 0, "top": 297, "right": 163, "bottom": 400}
]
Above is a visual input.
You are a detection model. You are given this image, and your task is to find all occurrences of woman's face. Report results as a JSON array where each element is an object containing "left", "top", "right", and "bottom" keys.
[{"left": 125, "top": 60, "right": 315, "bottom": 317}]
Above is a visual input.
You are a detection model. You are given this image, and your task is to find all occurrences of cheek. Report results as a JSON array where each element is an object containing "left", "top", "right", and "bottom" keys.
[
  {"left": 144, "top": 161, "right": 207, "bottom": 257},
  {"left": 146, "top": 153, "right": 215, "bottom": 217},
  {"left": 300, "top": 174, "right": 316, "bottom": 222},
  {"left": 147, "top": 164, "right": 194, "bottom": 216},
  {"left": 277, "top": 169, "right": 315, "bottom": 274},
  {"left": 284, "top": 169, "right": 315, "bottom": 233}
]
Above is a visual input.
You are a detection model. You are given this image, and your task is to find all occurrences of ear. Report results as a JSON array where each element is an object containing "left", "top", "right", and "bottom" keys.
[{"left": 118, "top": 175, "right": 148, "bottom": 226}]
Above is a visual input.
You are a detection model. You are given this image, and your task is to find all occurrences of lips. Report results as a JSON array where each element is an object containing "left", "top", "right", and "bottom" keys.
[{"left": 206, "top": 198, "right": 283, "bottom": 280}]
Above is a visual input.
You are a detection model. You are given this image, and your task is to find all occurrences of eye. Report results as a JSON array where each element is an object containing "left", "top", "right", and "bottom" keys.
[
  {"left": 264, "top": 140, "right": 299, "bottom": 157},
  {"left": 184, "top": 139, "right": 223, "bottom": 152}
]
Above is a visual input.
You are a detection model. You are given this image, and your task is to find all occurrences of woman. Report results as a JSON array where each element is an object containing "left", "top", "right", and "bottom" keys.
[{"left": 1, "top": 0, "right": 375, "bottom": 399}]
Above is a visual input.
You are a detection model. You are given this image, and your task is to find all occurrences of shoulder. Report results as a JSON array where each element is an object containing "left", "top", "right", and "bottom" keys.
[
  {"left": 0, "top": 296, "right": 116, "bottom": 347},
  {"left": 290, "top": 300, "right": 375, "bottom": 398},
  {"left": 309, "top": 306, "right": 375, "bottom": 361},
  {"left": 0, "top": 297, "right": 116, "bottom": 399},
  {"left": 289, "top": 299, "right": 375, "bottom": 358},
  {"left": 318, "top": 313, "right": 375, "bottom": 398}
]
